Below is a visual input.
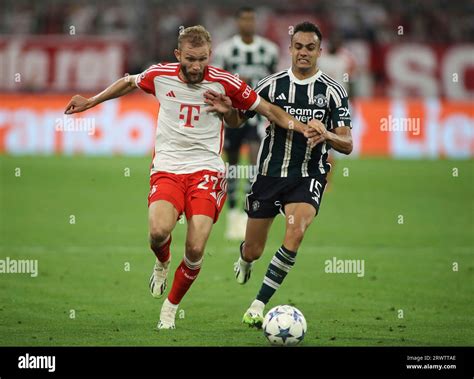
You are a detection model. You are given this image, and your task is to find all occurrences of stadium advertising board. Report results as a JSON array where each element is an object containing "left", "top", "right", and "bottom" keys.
[{"left": 0, "top": 94, "right": 472, "bottom": 158}]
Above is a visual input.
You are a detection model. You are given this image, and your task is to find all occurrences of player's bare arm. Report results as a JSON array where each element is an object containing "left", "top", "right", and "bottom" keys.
[
  {"left": 308, "top": 119, "right": 353, "bottom": 154},
  {"left": 204, "top": 89, "right": 319, "bottom": 140},
  {"left": 64, "top": 74, "right": 138, "bottom": 114},
  {"left": 255, "top": 98, "right": 311, "bottom": 134}
]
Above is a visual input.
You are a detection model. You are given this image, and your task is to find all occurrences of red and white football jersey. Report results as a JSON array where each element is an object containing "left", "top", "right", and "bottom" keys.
[{"left": 135, "top": 62, "right": 260, "bottom": 175}]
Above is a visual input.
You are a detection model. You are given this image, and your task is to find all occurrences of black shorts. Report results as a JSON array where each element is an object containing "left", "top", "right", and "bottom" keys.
[
  {"left": 245, "top": 174, "right": 327, "bottom": 218},
  {"left": 224, "top": 122, "right": 261, "bottom": 152}
]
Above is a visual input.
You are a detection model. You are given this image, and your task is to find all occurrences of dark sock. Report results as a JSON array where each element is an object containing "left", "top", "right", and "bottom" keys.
[
  {"left": 239, "top": 241, "right": 246, "bottom": 260},
  {"left": 256, "top": 245, "right": 296, "bottom": 304},
  {"left": 227, "top": 176, "right": 237, "bottom": 209}
]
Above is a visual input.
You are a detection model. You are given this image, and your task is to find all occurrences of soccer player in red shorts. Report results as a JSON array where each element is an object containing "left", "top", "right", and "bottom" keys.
[{"left": 64, "top": 25, "right": 319, "bottom": 330}]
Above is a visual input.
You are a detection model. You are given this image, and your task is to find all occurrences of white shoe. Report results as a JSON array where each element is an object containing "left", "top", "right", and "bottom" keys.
[
  {"left": 234, "top": 257, "right": 253, "bottom": 284},
  {"left": 226, "top": 209, "right": 247, "bottom": 240},
  {"left": 149, "top": 259, "right": 170, "bottom": 298},
  {"left": 157, "top": 299, "right": 178, "bottom": 330},
  {"left": 234, "top": 241, "right": 253, "bottom": 284}
]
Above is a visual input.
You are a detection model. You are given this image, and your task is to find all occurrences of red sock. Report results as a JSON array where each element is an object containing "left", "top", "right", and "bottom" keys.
[
  {"left": 151, "top": 235, "right": 172, "bottom": 263},
  {"left": 167, "top": 257, "right": 202, "bottom": 305}
]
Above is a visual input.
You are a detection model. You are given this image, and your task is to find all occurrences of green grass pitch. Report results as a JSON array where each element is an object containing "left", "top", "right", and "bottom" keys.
[{"left": 0, "top": 156, "right": 472, "bottom": 346}]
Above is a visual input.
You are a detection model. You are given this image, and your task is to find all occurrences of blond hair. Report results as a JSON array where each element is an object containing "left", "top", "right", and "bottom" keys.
[{"left": 178, "top": 25, "right": 212, "bottom": 49}]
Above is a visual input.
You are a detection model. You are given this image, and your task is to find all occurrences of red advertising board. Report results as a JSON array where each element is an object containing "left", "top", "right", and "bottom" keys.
[
  {"left": 0, "top": 94, "right": 472, "bottom": 158},
  {"left": 0, "top": 36, "right": 130, "bottom": 92}
]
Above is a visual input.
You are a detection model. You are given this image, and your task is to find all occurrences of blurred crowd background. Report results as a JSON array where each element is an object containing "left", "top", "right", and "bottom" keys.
[
  {"left": 0, "top": 0, "right": 474, "bottom": 42},
  {"left": 2, "top": 0, "right": 473, "bottom": 43},
  {"left": 1, "top": 0, "right": 473, "bottom": 97},
  {"left": 0, "top": 0, "right": 472, "bottom": 158}
]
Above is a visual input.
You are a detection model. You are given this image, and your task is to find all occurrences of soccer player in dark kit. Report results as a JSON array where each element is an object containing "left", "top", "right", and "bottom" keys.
[
  {"left": 204, "top": 21, "right": 353, "bottom": 328},
  {"left": 213, "top": 7, "right": 279, "bottom": 240}
]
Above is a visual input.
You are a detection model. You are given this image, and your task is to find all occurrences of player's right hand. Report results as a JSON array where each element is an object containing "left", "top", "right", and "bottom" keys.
[
  {"left": 304, "top": 119, "right": 328, "bottom": 147},
  {"left": 64, "top": 95, "right": 91, "bottom": 114},
  {"left": 203, "top": 90, "right": 232, "bottom": 115}
]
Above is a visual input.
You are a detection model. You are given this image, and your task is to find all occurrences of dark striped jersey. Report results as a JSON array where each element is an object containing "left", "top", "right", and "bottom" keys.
[
  {"left": 213, "top": 35, "right": 279, "bottom": 128},
  {"left": 213, "top": 35, "right": 279, "bottom": 88},
  {"left": 245, "top": 68, "right": 352, "bottom": 177}
]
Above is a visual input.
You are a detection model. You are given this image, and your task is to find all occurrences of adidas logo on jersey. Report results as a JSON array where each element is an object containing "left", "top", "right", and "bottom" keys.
[
  {"left": 276, "top": 93, "right": 286, "bottom": 100},
  {"left": 166, "top": 91, "right": 176, "bottom": 97}
]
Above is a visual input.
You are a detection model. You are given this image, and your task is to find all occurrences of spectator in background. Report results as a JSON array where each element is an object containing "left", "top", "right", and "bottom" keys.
[
  {"left": 213, "top": 7, "right": 279, "bottom": 240},
  {"left": 318, "top": 34, "right": 356, "bottom": 94}
]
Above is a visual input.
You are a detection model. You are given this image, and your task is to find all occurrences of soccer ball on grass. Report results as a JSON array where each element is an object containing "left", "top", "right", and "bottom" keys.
[{"left": 262, "top": 305, "right": 307, "bottom": 346}]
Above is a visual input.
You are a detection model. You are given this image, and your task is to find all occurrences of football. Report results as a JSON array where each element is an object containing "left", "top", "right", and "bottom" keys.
[{"left": 262, "top": 305, "right": 307, "bottom": 346}]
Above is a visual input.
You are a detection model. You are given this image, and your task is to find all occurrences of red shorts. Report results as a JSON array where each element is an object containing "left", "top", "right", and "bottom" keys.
[{"left": 148, "top": 170, "right": 227, "bottom": 223}]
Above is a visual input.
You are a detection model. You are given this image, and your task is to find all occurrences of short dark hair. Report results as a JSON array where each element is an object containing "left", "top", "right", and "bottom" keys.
[
  {"left": 291, "top": 21, "right": 322, "bottom": 44},
  {"left": 236, "top": 7, "right": 255, "bottom": 18}
]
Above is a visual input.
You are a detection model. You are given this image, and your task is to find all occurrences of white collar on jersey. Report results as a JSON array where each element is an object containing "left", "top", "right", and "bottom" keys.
[
  {"left": 233, "top": 34, "right": 261, "bottom": 50},
  {"left": 288, "top": 67, "right": 323, "bottom": 85}
]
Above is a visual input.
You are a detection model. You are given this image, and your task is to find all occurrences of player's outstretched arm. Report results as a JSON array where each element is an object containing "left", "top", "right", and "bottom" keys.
[
  {"left": 254, "top": 98, "right": 320, "bottom": 141},
  {"left": 64, "top": 75, "right": 138, "bottom": 114},
  {"left": 204, "top": 90, "right": 320, "bottom": 143}
]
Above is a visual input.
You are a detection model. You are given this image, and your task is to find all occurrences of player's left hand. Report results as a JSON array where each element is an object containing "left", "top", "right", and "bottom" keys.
[
  {"left": 203, "top": 90, "right": 232, "bottom": 115},
  {"left": 302, "top": 125, "right": 319, "bottom": 139}
]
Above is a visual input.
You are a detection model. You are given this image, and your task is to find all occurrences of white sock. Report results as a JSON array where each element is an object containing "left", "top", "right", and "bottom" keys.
[
  {"left": 239, "top": 257, "right": 252, "bottom": 267},
  {"left": 157, "top": 258, "right": 171, "bottom": 269},
  {"left": 164, "top": 298, "right": 179, "bottom": 310},
  {"left": 183, "top": 255, "right": 202, "bottom": 270}
]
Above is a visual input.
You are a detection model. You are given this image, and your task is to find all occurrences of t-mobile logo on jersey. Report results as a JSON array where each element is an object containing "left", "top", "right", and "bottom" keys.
[{"left": 179, "top": 104, "right": 200, "bottom": 128}]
